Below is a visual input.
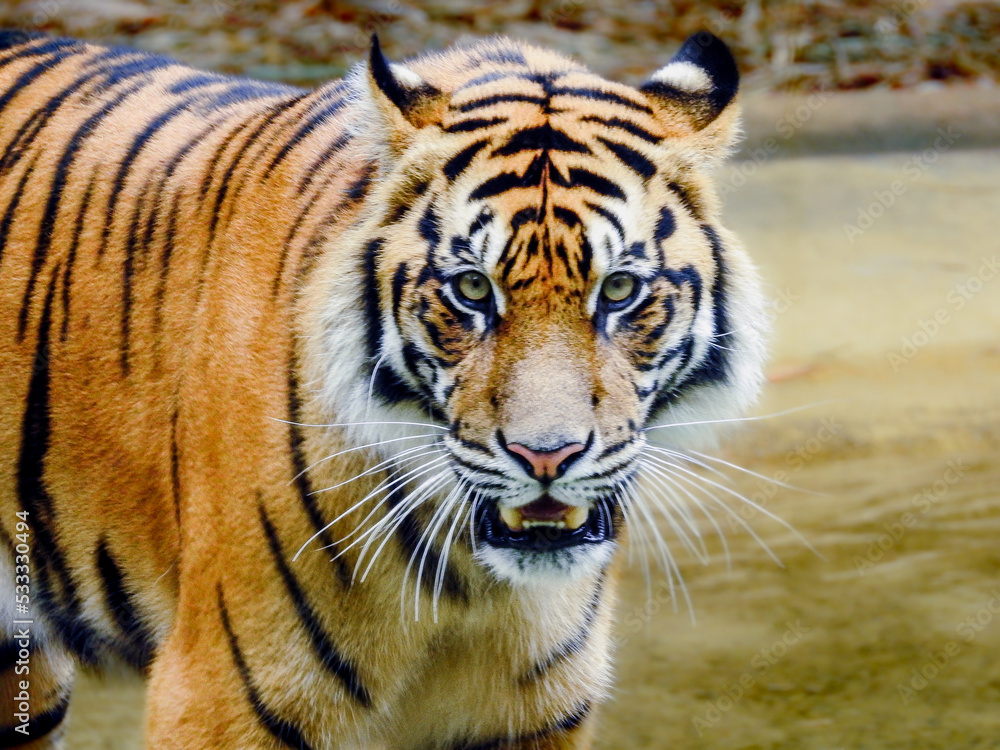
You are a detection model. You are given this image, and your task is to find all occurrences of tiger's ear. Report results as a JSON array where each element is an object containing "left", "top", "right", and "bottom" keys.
[
  {"left": 640, "top": 32, "right": 741, "bottom": 159},
  {"left": 367, "top": 35, "right": 448, "bottom": 142}
]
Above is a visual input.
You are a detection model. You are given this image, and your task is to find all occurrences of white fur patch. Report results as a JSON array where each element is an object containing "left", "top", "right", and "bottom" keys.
[
  {"left": 389, "top": 62, "right": 423, "bottom": 89},
  {"left": 475, "top": 542, "right": 617, "bottom": 585},
  {"left": 649, "top": 61, "right": 713, "bottom": 94}
]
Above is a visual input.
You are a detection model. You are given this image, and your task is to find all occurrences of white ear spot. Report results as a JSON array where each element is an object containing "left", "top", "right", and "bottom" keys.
[
  {"left": 389, "top": 62, "right": 423, "bottom": 88},
  {"left": 649, "top": 61, "right": 713, "bottom": 94}
]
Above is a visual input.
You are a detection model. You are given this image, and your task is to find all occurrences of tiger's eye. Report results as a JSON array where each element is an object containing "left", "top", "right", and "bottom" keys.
[
  {"left": 456, "top": 271, "right": 491, "bottom": 303},
  {"left": 601, "top": 272, "right": 636, "bottom": 304}
]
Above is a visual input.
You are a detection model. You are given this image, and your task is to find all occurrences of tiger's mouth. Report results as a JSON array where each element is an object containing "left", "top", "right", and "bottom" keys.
[{"left": 476, "top": 495, "right": 615, "bottom": 551}]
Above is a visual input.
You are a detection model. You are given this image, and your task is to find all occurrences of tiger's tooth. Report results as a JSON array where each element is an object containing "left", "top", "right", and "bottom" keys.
[
  {"left": 523, "top": 520, "right": 566, "bottom": 529},
  {"left": 565, "top": 505, "right": 589, "bottom": 530},
  {"left": 499, "top": 505, "right": 523, "bottom": 531}
]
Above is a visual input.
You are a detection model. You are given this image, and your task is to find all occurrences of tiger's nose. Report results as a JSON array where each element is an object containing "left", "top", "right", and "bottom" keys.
[{"left": 503, "top": 440, "right": 587, "bottom": 482}]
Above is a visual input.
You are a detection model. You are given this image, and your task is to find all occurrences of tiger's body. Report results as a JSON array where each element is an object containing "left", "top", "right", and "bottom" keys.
[{"left": 0, "top": 29, "right": 767, "bottom": 749}]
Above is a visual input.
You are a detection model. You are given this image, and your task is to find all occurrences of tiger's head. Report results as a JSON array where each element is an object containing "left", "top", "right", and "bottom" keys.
[{"left": 310, "top": 34, "right": 768, "bottom": 584}]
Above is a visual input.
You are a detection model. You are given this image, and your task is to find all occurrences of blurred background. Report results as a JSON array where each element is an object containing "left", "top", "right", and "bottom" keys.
[{"left": 2, "top": 2, "right": 998, "bottom": 748}]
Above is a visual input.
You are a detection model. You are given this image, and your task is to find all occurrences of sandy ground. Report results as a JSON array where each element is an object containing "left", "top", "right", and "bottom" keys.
[{"left": 62, "top": 152, "right": 1000, "bottom": 746}]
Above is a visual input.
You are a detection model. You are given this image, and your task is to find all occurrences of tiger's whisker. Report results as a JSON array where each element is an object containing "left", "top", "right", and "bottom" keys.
[
  {"left": 684, "top": 448, "right": 829, "bottom": 497},
  {"left": 304, "top": 444, "right": 446, "bottom": 497},
  {"left": 399, "top": 478, "right": 465, "bottom": 621},
  {"left": 644, "top": 451, "right": 817, "bottom": 556},
  {"left": 641, "top": 458, "right": 737, "bottom": 569},
  {"left": 269, "top": 417, "right": 448, "bottom": 431},
  {"left": 432, "top": 483, "right": 475, "bottom": 622},
  {"left": 627, "top": 475, "right": 694, "bottom": 619},
  {"left": 357, "top": 472, "right": 452, "bottom": 583},
  {"left": 297, "top": 439, "right": 442, "bottom": 489},
  {"left": 294, "top": 452, "right": 449, "bottom": 559},
  {"left": 364, "top": 354, "right": 387, "bottom": 422},
  {"left": 641, "top": 400, "right": 844, "bottom": 432},
  {"left": 634, "top": 467, "right": 710, "bottom": 564},
  {"left": 292, "top": 433, "right": 443, "bottom": 483},
  {"left": 638, "top": 460, "right": 719, "bottom": 565},
  {"left": 411, "top": 480, "right": 465, "bottom": 622},
  {"left": 339, "top": 465, "right": 452, "bottom": 557},
  {"left": 640, "top": 455, "right": 791, "bottom": 565},
  {"left": 326, "top": 454, "right": 452, "bottom": 549}
]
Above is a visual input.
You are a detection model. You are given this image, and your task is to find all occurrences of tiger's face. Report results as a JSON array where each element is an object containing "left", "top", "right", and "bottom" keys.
[{"left": 318, "top": 34, "right": 768, "bottom": 584}]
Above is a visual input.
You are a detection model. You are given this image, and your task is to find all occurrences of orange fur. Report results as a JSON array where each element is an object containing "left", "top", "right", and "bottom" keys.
[{"left": 0, "top": 30, "right": 764, "bottom": 749}]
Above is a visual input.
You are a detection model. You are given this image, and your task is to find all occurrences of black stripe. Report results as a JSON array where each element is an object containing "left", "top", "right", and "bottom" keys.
[
  {"left": 492, "top": 123, "right": 590, "bottom": 156},
  {"left": 468, "top": 151, "right": 549, "bottom": 201},
  {"left": 681, "top": 225, "right": 730, "bottom": 387},
  {"left": 297, "top": 132, "right": 351, "bottom": 195},
  {"left": 148, "top": 116, "right": 230, "bottom": 345},
  {"left": 391, "top": 262, "right": 409, "bottom": 327},
  {"left": 552, "top": 206, "right": 580, "bottom": 229},
  {"left": 519, "top": 574, "right": 605, "bottom": 684},
  {"left": 98, "top": 98, "right": 193, "bottom": 262},
  {"left": 0, "top": 692, "right": 70, "bottom": 747},
  {"left": 198, "top": 115, "right": 260, "bottom": 204},
  {"left": 0, "top": 35, "right": 78, "bottom": 71},
  {"left": 89, "top": 49, "right": 179, "bottom": 95},
  {"left": 16, "top": 267, "right": 103, "bottom": 664},
  {"left": 152, "top": 192, "right": 181, "bottom": 352},
  {"left": 597, "top": 136, "right": 656, "bottom": 180},
  {"left": 362, "top": 238, "right": 385, "bottom": 361},
  {"left": 584, "top": 201, "right": 624, "bottom": 243},
  {"left": 119, "top": 190, "right": 146, "bottom": 375},
  {"left": 287, "top": 355, "right": 352, "bottom": 587},
  {"left": 510, "top": 207, "right": 540, "bottom": 232},
  {"left": 17, "top": 82, "right": 142, "bottom": 342},
  {"left": 668, "top": 180, "right": 701, "bottom": 219},
  {"left": 170, "top": 407, "right": 181, "bottom": 529},
  {"left": 451, "top": 702, "right": 591, "bottom": 750},
  {"left": 475, "top": 48, "right": 527, "bottom": 66},
  {"left": 580, "top": 114, "right": 661, "bottom": 144},
  {"left": 418, "top": 205, "right": 441, "bottom": 250},
  {"left": 346, "top": 165, "right": 372, "bottom": 202},
  {"left": 95, "top": 538, "right": 155, "bottom": 669},
  {"left": 219, "top": 94, "right": 310, "bottom": 224},
  {"left": 562, "top": 168, "right": 625, "bottom": 200},
  {"left": 551, "top": 85, "right": 652, "bottom": 113},
  {"left": 0, "top": 157, "right": 36, "bottom": 265},
  {"left": 264, "top": 95, "right": 345, "bottom": 178},
  {"left": 258, "top": 504, "right": 372, "bottom": 707},
  {"left": 443, "top": 139, "right": 488, "bottom": 181},
  {"left": 61, "top": 169, "right": 97, "bottom": 341},
  {"left": 452, "top": 93, "right": 547, "bottom": 113},
  {"left": 217, "top": 585, "right": 316, "bottom": 750},
  {"left": 270, "top": 189, "right": 323, "bottom": 299},
  {"left": 0, "top": 52, "right": 89, "bottom": 176},
  {"left": 442, "top": 116, "right": 507, "bottom": 133},
  {"left": 655, "top": 206, "right": 676, "bottom": 244},
  {"left": 0, "top": 29, "right": 46, "bottom": 53}
]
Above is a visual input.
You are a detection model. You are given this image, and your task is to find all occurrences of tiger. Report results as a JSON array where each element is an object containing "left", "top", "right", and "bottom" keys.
[{"left": 0, "top": 25, "right": 768, "bottom": 750}]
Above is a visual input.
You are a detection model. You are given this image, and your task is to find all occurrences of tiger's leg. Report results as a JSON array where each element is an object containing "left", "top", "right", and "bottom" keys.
[
  {"left": 0, "top": 631, "right": 75, "bottom": 749},
  {"left": 145, "top": 588, "right": 318, "bottom": 749}
]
